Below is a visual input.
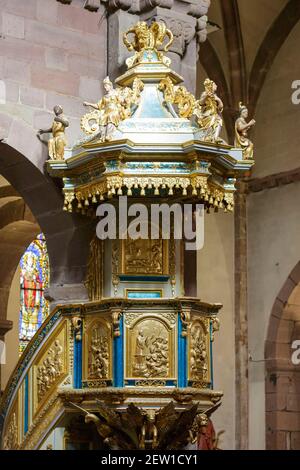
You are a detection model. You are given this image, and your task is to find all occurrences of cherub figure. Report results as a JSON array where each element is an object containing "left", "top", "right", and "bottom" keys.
[
  {"left": 235, "top": 102, "right": 255, "bottom": 160},
  {"left": 194, "top": 79, "right": 224, "bottom": 143},
  {"left": 38, "top": 105, "right": 69, "bottom": 160}
]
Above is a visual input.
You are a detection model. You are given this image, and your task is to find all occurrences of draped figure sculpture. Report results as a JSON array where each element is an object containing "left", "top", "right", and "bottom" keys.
[
  {"left": 38, "top": 105, "right": 69, "bottom": 160},
  {"left": 235, "top": 102, "right": 255, "bottom": 160},
  {"left": 81, "top": 76, "right": 144, "bottom": 142},
  {"left": 194, "top": 79, "right": 224, "bottom": 143}
]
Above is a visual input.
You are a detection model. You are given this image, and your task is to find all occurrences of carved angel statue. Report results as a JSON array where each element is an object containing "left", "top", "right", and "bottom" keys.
[
  {"left": 37, "top": 105, "right": 69, "bottom": 160},
  {"left": 193, "top": 79, "right": 224, "bottom": 143},
  {"left": 123, "top": 21, "right": 174, "bottom": 67},
  {"left": 81, "top": 76, "right": 144, "bottom": 142},
  {"left": 235, "top": 102, "right": 255, "bottom": 160}
]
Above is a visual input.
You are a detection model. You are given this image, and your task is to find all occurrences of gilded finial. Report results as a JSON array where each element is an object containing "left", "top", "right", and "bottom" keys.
[{"left": 123, "top": 21, "right": 174, "bottom": 68}]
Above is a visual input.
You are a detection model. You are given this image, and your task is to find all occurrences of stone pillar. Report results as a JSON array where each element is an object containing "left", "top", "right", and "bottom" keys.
[
  {"left": 0, "top": 320, "right": 13, "bottom": 392},
  {"left": 234, "top": 182, "right": 249, "bottom": 449},
  {"left": 102, "top": 0, "right": 211, "bottom": 93}
]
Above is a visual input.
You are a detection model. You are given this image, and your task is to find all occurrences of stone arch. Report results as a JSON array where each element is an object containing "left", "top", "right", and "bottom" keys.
[
  {"left": 265, "top": 262, "right": 300, "bottom": 450},
  {"left": 0, "top": 117, "right": 95, "bottom": 311}
]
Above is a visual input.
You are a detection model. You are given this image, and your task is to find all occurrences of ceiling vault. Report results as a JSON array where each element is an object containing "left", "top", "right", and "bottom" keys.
[{"left": 248, "top": 0, "right": 300, "bottom": 116}]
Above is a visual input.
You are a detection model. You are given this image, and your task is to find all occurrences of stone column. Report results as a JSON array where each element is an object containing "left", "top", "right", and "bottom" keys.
[
  {"left": 234, "top": 182, "right": 249, "bottom": 449},
  {"left": 101, "top": 0, "right": 211, "bottom": 93},
  {"left": 0, "top": 320, "right": 13, "bottom": 392}
]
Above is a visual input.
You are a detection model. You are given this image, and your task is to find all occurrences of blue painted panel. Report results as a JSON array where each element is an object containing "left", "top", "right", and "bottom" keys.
[
  {"left": 73, "top": 332, "right": 82, "bottom": 389},
  {"left": 127, "top": 291, "right": 162, "bottom": 299},
  {"left": 113, "top": 316, "right": 124, "bottom": 387},
  {"left": 178, "top": 316, "right": 187, "bottom": 388}
]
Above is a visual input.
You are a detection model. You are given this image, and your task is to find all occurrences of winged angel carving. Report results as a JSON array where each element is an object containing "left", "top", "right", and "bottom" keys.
[{"left": 70, "top": 399, "right": 222, "bottom": 450}]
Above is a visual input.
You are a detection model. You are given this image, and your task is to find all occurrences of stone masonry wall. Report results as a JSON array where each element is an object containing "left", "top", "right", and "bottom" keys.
[{"left": 0, "top": 0, "right": 107, "bottom": 144}]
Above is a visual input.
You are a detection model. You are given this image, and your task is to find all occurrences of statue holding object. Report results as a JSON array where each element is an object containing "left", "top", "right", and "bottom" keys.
[
  {"left": 193, "top": 79, "right": 224, "bottom": 143},
  {"left": 81, "top": 76, "right": 144, "bottom": 142},
  {"left": 38, "top": 105, "right": 69, "bottom": 160},
  {"left": 235, "top": 102, "right": 255, "bottom": 160}
]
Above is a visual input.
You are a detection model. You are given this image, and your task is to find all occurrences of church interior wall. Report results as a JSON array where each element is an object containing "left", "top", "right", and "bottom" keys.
[
  {"left": 247, "top": 19, "right": 300, "bottom": 449},
  {"left": 198, "top": 211, "right": 235, "bottom": 450},
  {"left": 0, "top": 0, "right": 107, "bottom": 145}
]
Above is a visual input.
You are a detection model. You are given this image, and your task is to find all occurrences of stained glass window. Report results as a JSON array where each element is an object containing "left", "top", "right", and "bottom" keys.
[{"left": 19, "top": 234, "right": 50, "bottom": 354}]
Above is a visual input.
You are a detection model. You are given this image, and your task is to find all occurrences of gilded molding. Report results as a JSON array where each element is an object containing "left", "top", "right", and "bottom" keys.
[
  {"left": 85, "top": 236, "right": 104, "bottom": 301},
  {"left": 189, "top": 318, "right": 210, "bottom": 384},
  {"left": 211, "top": 317, "right": 220, "bottom": 342},
  {"left": 32, "top": 321, "right": 69, "bottom": 417},
  {"left": 2, "top": 399, "right": 19, "bottom": 450},
  {"left": 20, "top": 396, "right": 62, "bottom": 450},
  {"left": 71, "top": 316, "right": 83, "bottom": 341}
]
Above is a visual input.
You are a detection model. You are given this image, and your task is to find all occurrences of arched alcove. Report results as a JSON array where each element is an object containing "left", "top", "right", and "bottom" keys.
[
  {"left": 0, "top": 118, "right": 96, "bottom": 310},
  {"left": 265, "top": 262, "right": 300, "bottom": 450}
]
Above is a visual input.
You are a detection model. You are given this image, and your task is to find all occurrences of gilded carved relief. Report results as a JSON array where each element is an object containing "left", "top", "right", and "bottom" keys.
[
  {"left": 85, "top": 236, "right": 103, "bottom": 301},
  {"left": 125, "top": 314, "right": 176, "bottom": 380},
  {"left": 121, "top": 238, "right": 168, "bottom": 276},
  {"left": 189, "top": 320, "right": 210, "bottom": 383},
  {"left": 89, "top": 324, "right": 109, "bottom": 379},
  {"left": 37, "top": 339, "right": 63, "bottom": 402},
  {"left": 159, "top": 77, "right": 196, "bottom": 118},
  {"left": 133, "top": 327, "right": 169, "bottom": 378},
  {"left": 83, "top": 319, "right": 112, "bottom": 386},
  {"left": 3, "top": 411, "right": 18, "bottom": 450},
  {"left": 33, "top": 322, "right": 68, "bottom": 413}
]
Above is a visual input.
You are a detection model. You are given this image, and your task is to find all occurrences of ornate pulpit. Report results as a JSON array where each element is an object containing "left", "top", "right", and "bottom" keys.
[{"left": 0, "top": 21, "right": 254, "bottom": 450}]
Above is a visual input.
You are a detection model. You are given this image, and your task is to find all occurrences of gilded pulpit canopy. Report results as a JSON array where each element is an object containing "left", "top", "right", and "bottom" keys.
[{"left": 46, "top": 20, "right": 255, "bottom": 216}]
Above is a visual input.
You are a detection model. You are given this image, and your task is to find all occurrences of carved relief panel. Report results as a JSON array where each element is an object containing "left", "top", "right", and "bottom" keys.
[
  {"left": 124, "top": 311, "right": 176, "bottom": 381},
  {"left": 188, "top": 318, "right": 211, "bottom": 387},
  {"left": 33, "top": 321, "right": 69, "bottom": 415},
  {"left": 121, "top": 238, "right": 169, "bottom": 276},
  {"left": 83, "top": 317, "right": 112, "bottom": 387},
  {"left": 2, "top": 398, "right": 19, "bottom": 450}
]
